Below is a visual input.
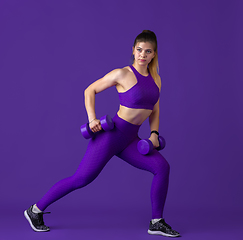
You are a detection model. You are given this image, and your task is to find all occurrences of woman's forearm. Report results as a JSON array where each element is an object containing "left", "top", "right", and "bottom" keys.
[
  {"left": 149, "top": 109, "right": 160, "bottom": 146},
  {"left": 149, "top": 109, "right": 160, "bottom": 132},
  {"left": 84, "top": 87, "right": 97, "bottom": 122}
]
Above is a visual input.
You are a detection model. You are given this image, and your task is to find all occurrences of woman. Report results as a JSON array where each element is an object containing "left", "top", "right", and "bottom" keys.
[{"left": 24, "top": 30, "right": 180, "bottom": 238}]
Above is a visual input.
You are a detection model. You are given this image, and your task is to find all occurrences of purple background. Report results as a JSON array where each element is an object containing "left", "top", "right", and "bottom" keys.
[{"left": 0, "top": 0, "right": 242, "bottom": 239}]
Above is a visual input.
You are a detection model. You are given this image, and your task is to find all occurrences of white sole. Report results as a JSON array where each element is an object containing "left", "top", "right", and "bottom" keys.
[
  {"left": 148, "top": 230, "right": 180, "bottom": 237},
  {"left": 24, "top": 210, "right": 50, "bottom": 232}
]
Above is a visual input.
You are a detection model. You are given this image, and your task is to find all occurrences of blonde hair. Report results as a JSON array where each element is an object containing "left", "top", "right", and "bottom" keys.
[{"left": 133, "top": 30, "right": 159, "bottom": 81}]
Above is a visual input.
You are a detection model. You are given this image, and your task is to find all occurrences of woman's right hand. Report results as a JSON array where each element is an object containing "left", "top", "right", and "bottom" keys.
[{"left": 89, "top": 118, "right": 102, "bottom": 133}]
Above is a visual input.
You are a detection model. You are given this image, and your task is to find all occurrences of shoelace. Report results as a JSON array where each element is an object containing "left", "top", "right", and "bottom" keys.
[
  {"left": 37, "top": 211, "right": 51, "bottom": 225},
  {"left": 159, "top": 219, "right": 172, "bottom": 229}
]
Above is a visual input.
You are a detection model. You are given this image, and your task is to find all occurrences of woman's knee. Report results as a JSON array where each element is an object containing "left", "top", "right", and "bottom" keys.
[
  {"left": 155, "top": 155, "right": 170, "bottom": 176},
  {"left": 69, "top": 174, "right": 95, "bottom": 190}
]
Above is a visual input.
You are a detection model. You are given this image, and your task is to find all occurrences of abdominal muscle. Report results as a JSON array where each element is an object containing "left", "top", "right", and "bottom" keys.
[{"left": 117, "top": 105, "right": 152, "bottom": 125}]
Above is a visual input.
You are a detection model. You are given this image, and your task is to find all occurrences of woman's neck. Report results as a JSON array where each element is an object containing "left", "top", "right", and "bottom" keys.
[{"left": 132, "top": 62, "right": 149, "bottom": 76}]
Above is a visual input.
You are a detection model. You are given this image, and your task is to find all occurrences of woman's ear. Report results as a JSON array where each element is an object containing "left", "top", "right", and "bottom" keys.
[{"left": 152, "top": 51, "right": 156, "bottom": 59}]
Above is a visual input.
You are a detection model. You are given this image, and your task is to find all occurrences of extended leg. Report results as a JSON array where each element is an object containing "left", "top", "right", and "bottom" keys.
[{"left": 37, "top": 129, "right": 127, "bottom": 211}]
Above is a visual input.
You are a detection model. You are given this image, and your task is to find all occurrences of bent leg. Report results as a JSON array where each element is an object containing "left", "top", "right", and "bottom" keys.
[{"left": 116, "top": 137, "right": 170, "bottom": 219}]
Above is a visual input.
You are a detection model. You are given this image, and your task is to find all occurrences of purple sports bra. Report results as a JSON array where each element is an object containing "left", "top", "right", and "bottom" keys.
[{"left": 118, "top": 65, "right": 160, "bottom": 110}]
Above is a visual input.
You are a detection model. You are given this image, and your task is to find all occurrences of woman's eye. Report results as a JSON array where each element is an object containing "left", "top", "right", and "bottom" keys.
[
  {"left": 137, "top": 48, "right": 142, "bottom": 52},
  {"left": 146, "top": 50, "right": 152, "bottom": 54}
]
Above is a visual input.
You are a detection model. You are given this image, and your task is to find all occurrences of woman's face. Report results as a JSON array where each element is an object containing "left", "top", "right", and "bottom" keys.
[{"left": 133, "top": 41, "right": 156, "bottom": 66}]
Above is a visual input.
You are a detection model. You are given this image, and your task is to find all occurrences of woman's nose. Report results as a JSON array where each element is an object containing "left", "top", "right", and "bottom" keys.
[{"left": 141, "top": 51, "right": 146, "bottom": 58}]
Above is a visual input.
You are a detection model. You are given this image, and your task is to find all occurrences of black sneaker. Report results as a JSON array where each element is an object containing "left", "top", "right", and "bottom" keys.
[
  {"left": 148, "top": 218, "right": 180, "bottom": 237},
  {"left": 24, "top": 205, "right": 50, "bottom": 232}
]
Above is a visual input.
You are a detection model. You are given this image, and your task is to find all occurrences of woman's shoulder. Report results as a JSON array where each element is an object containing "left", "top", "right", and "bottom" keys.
[
  {"left": 109, "top": 66, "right": 132, "bottom": 79},
  {"left": 117, "top": 66, "right": 133, "bottom": 74}
]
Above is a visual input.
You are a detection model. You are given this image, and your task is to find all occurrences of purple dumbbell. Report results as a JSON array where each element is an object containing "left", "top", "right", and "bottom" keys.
[
  {"left": 137, "top": 136, "right": 166, "bottom": 155},
  {"left": 80, "top": 115, "right": 114, "bottom": 139}
]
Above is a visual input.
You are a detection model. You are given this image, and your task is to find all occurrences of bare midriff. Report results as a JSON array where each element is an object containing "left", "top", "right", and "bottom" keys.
[{"left": 117, "top": 105, "right": 152, "bottom": 126}]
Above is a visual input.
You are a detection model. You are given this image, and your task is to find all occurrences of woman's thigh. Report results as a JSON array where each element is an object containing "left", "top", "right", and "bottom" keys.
[
  {"left": 116, "top": 137, "right": 170, "bottom": 175},
  {"left": 73, "top": 128, "right": 132, "bottom": 184}
]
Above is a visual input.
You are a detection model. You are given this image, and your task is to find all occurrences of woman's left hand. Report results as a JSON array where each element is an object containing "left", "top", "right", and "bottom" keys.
[{"left": 149, "top": 133, "right": 160, "bottom": 148}]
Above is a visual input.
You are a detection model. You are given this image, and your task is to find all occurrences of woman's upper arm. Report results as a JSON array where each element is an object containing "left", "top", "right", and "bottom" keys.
[
  {"left": 85, "top": 68, "right": 124, "bottom": 94},
  {"left": 156, "top": 75, "right": 162, "bottom": 91},
  {"left": 152, "top": 98, "right": 160, "bottom": 114},
  {"left": 150, "top": 74, "right": 161, "bottom": 115}
]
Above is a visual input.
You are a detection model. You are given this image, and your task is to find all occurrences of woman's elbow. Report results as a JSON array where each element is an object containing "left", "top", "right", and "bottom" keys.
[
  {"left": 151, "top": 106, "right": 159, "bottom": 116},
  {"left": 84, "top": 85, "right": 92, "bottom": 95},
  {"left": 84, "top": 86, "right": 96, "bottom": 99}
]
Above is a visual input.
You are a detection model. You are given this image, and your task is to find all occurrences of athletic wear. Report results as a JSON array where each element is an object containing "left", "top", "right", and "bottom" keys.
[
  {"left": 24, "top": 205, "right": 50, "bottom": 232},
  {"left": 119, "top": 65, "right": 160, "bottom": 110},
  {"left": 36, "top": 114, "right": 170, "bottom": 219},
  {"left": 148, "top": 219, "right": 180, "bottom": 237}
]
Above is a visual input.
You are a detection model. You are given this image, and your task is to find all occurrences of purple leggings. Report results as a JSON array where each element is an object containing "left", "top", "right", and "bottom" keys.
[{"left": 37, "top": 114, "right": 170, "bottom": 219}]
